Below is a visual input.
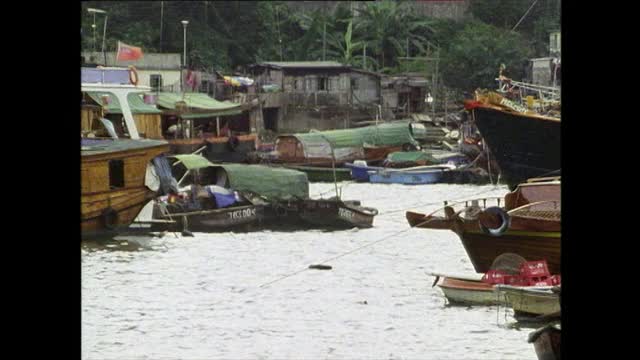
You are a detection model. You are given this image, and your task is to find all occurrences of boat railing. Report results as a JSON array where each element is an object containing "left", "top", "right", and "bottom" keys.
[
  {"left": 421, "top": 196, "right": 506, "bottom": 220},
  {"left": 507, "top": 200, "right": 561, "bottom": 220}
]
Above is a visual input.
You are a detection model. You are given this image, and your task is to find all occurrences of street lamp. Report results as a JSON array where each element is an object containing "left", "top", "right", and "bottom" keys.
[
  {"left": 182, "top": 20, "right": 189, "bottom": 68},
  {"left": 88, "top": 8, "right": 107, "bottom": 65},
  {"left": 181, "top": 20, "right": 189, "bottom": 92}
]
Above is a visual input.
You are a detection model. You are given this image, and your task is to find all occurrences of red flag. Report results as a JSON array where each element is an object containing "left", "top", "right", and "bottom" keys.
[{"left": 116, "top": 41, "right": 143, "bottom": 61}]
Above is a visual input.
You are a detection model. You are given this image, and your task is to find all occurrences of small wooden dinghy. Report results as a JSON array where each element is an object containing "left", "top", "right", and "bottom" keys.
[{"left": 430, "top": 273, "right": 507, "bottom": 306}]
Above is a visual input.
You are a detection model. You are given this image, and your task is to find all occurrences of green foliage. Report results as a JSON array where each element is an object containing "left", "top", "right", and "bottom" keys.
[
  {"left": 441, "top": 21, "right": 534, "bottom": 91},
  {"left": 81, "top": 0, "right": 559, "bottom": 91}
]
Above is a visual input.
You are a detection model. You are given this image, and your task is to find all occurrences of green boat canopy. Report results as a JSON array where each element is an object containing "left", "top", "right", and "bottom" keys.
[
  {"left": 386, "top": 151, "right": 438, "bottom": 164},
  {"left": 172, "top": 154, "right": 215, "bottom": 170},
  {"left": 211, "top": 164, "right": 309, "bottom": 201},
  {"left": 85, "top": 92, "right": 162, "bottom": 114},
  {"left": 285, "top": 121, "right": 418, "bottom": 159},
  {"left": 170, "top": 155, "right": 309, "bottom": 200},
  {"left": 156, "top": 92, "right": 243, "bottom": 118}
]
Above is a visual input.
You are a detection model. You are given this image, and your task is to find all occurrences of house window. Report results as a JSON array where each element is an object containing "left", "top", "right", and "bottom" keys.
[
  {"left": 351, "top": 78, "right": 358, "bottom": 90},
  {"left": 109, "top": 159, "right": 125, "bottom": 189},
  {"left": 318, "top": 76, "right": 328, "bottom": 91},
  {"left": 150, "top": 74, "right": 163, "bottom": 91}
]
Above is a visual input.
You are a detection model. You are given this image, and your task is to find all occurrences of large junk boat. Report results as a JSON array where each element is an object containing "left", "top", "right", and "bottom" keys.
[
  {"left": 81, "top": 67, "right": 170, "bottom": 238},
  {"left": 406, "top": 176, "right": 560, "bottom": 274},
  {"left": 466, "top": 76, "right": 560, "bottom": 189}
]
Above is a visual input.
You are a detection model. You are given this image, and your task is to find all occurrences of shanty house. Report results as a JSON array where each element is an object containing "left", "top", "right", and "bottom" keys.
[{"left": 249, "top": 61, "right": 381, "bottom": 133}]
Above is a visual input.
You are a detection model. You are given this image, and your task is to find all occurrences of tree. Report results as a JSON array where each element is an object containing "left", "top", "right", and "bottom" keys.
[{"left": 441, "top": 21, "right": 534, "bottom": 91}]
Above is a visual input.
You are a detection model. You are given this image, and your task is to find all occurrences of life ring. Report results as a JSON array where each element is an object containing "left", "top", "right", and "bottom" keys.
[
  {"left": 128, "top": 66, "right": 139, "bottom": 86},
  {"left": 101, "top": 207, "right": 119, "bottom": 230},
  {"left": 478, "top": 206, "right": 510, "bottom": 236},
  {"left": 227, "top": 136, "right": 240, "bottom": 151}
]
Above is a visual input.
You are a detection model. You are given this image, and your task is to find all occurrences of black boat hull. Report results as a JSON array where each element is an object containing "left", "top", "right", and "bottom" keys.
[{"left": 472, "top": 106, "right": 560, "bottom": 188}]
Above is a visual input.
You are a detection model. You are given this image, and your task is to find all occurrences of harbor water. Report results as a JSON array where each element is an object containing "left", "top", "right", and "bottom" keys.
[{"left": 82, "top": 183, "right": 537, "bottom": 360}]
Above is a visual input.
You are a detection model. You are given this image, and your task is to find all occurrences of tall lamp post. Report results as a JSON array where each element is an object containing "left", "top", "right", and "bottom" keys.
[
  {"left": 181, "top": 20, "right": 189, "bottom": 92},
  {"left": 88, "top": 8, "right": 107, "bottom": 64}
]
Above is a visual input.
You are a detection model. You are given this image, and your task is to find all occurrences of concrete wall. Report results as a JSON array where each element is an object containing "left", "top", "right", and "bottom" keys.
[
  {"left": 530, "top": 58, "right": 554, "bottom": 87},
  {"left": 352, "top": 72, "right": 379, "bottom": 105},
  {"left": 136, "top": 69, "right": 181, "bottom": 88}
]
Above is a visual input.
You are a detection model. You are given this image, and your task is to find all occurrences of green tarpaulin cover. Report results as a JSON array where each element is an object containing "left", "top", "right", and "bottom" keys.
[
  {"left": 85, "top": 92, "right": 162, "bottom": 114},
  {"left": 386, "top": 151, "right": 438, "bottom": 164},
  {"left": 156, "top": 92, "right": 242, "bottom": 117},
  {"left": 289, "top": 121, "right": 418, "bottom": 159},
  {"left": 213, "top": 164, "right": 309, "bottom": 201}
]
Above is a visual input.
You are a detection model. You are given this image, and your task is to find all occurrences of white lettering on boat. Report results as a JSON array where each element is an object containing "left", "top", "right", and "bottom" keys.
[
  {"left": 338, "top": 207, "right": 354, "bottom": 220},
  {"left": 227, "top": 208, "right": 257, "bottom": 220},
  {"left": 499, "top": 98, "right": 528, "bottom": 113}
]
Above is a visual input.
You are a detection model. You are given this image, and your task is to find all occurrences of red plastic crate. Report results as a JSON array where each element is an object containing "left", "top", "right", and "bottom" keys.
[{"left": 520, "top": 260, "right": 551, "bottom": 278}]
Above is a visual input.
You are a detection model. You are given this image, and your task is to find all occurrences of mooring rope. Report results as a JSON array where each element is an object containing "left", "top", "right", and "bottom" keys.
[{"left": 259, "top": 225, "right": 417, "bottom": 288}]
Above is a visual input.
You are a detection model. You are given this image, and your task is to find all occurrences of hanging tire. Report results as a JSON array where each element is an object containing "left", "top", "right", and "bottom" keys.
[
  {"left": 478, "top": 206, "right": 510, "bottom": 236},
  {"left": 102, "top": 207, "right": 119, "bottom": 230}
]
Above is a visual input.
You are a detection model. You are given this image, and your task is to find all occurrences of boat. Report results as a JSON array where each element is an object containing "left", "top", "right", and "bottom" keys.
[
  {"left": 273, "top": 121, "right": 420, "bottom": 166},
  {"left": 466, "top": 82, "right": 560, "bottom": 190},
  {"left": 430, "top": 273, "right": 506, "bottom": 306},
  {"left": 368, "top": 164, "right": 456, "bottom": 185},
  {"left": 528, "top": 323, "right": 561, "bottom": 360},
  {"left": 152, "top": 155, "right": 306, "bottom": 232},
  {"left": 151, "top": 154, "right": 268, "bottom": 232},
  {"left": 293, "top": 198, "right": 378, "bottom": 229},
  {"left": 344, "top": 161, "right": 383, "bottom": 182},
  {"left": 406, "top": 176, "right": 561, "bottom": 273},
  {"left": 81, "top": 67, "right": 170, "bottom": 239},
  {"left": 430, "top": 256, "right": 560, "bottom": 306},
  {"left": 496, "top": 285, "right": 561, "bottom": 317},
  {"left": 282, "top": 165, "right": 352, "bottom": 182},
  {"left": 151, "top": 156, "right": 378, "bottom": 231}
]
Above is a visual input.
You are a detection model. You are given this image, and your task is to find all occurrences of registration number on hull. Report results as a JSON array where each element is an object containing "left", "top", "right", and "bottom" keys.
[
  {"left": 338, "top": 207, "right": 355, "bottom": 220},
  {"left": 228, "top": 208, "right": 257, "bottom": 220}
]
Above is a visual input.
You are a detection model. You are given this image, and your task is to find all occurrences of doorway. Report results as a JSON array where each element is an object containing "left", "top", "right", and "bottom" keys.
[{"left": 263, "top": 108, "right": 279, "bottom": 132}]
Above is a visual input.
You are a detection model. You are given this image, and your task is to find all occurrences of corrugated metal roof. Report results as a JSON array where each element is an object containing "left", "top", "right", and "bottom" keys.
[
  {"left": 258, "top": 61, "right": 347, "bottom": 69},
  {"left": 156, "top": 92, "right": 243, "bottom": 117}
]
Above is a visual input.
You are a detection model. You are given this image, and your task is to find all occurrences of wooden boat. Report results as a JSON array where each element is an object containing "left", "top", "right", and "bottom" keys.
[
  {"left": 528, "top": 323, "right": 561, "bottom": 360},
  {"left": 81, "top": 67, "right": 170, "bottom": 239},
  {"left": 296, "top": 199, "right": 377, "bottom": 228},
  {"left": 368, "top": 164, "right": 455, "bottom": 185},
  {"left": 466, "top": 90, "right": 560, "bottom": 190},
  {"left": 430, "top": 273, "right": 506, "bottom": 306},
  {"left": 406, "top": 177, "right": 561, "bottom": 273},
  {"left": 274, "top": 121, "right": 418, "bottom": 166},
  {"left": 151, "top": 154, "right": 281, "bottom": 232},
  {"left": 496, "top": 285, "right": 561, "bottom": 317},
  {"left": 151, "top": 156, "right": 378, "bottom": 231}
]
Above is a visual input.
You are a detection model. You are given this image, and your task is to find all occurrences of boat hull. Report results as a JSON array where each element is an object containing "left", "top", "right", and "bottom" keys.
[
  {"left": 266, "top": 200, "right": 377, "bottom": 229},
  {"left": 154, "top": 204, "right": 265, "bottom": 232},
  {"left": 438, "top": 277, "right": 506, "bottom": 306},
  {"left": 283, "top": 165, "right": 353, "bottom": 182},
  {"left": 498, "top": 287, "right": 561, "bottom": 316},
  {"left": 457, "top": 229, "right": 560, "bottom": 274},
  {"left": 369, "top": 169, "right": 445, "bottom": 185},
  {"left": 471, "top": 106, "right": 560, "bottom": 188},
  {"left": 529, "top": 325, "right": 561, "bottom": 360}
]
